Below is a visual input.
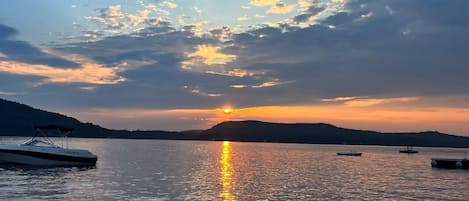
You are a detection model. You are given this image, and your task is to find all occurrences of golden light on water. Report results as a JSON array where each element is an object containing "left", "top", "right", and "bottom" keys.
[{"left": 220, "top": 141, "right": 235, "bottom": 201}]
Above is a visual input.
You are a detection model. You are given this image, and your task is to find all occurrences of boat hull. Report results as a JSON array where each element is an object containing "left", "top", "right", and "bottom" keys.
[
  {"left": 0, "top": 148, "right": 97, "bottom": 166},
  {"left": 399, "top": 150, "right": 419, "bottom": 154},
  {"left": 337, "top": 152, "right": 362, "bottom": 156}
]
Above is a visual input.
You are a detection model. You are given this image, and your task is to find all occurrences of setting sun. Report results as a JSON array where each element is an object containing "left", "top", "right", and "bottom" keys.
[{"left": 223, "top": 108, "right": 233, "bottom": 114}]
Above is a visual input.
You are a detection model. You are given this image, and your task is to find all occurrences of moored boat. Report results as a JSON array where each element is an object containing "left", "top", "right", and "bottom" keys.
[
  {"left": 399, "top": 146, "right": 419, "bottom": 154},
  {"left": 0, "top": 126, "right": 97, "bottom": 166},
  {"left": 337, "top": 151, "right": 362, "bottom": 156}
]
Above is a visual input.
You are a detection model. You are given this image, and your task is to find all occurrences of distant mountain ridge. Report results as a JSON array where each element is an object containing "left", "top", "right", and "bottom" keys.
[{"left": 1, "top": 98, "right": 469, "bottom": 147}]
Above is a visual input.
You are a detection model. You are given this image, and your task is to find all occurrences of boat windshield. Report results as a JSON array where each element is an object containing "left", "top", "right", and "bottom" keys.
[{"left": 20, "top": 138, "right": 60, "bottom": 148}]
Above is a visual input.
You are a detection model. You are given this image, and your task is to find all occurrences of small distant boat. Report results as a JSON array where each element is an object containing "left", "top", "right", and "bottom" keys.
[
  {"left": 337, "top": 151, "right": 362, "bottom": 156},
  {"left": 0, "top": 125, "right": 97, "bottom": 166},
  {"left": 399, "top": 146, "right": 419, "bottom": 154}
]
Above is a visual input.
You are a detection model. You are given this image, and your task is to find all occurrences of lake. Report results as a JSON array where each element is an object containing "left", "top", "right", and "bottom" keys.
[{"left": 1, "top": 138, "right": 468, "bottom": 200}]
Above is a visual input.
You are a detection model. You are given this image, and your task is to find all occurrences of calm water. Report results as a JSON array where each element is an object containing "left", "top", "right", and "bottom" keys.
[{"left": 0, "top": 138, "right": 469, "bottom": 201}]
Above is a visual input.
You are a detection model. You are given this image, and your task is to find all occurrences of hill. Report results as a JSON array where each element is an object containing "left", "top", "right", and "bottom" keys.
[
  {"left": 1, "top": 98, "right": 469, "bottom": 147},
  {"left": 202, "top": 120, "right": 469, "bottom": 147},
  {"left": 0, "top": 99, "right": 176, "bottom": 138}
]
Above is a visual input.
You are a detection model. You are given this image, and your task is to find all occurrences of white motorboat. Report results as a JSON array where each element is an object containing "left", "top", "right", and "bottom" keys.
[{"left": 0, "top": 126, "right": 97, "bottom": 166}]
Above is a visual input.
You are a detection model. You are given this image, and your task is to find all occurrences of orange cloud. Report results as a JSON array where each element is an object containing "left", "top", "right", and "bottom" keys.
[
  {"left": 180, "top": 44, "right": 261, "bottom": 77},
  {"left": 251, "top": 79, "right": 294, "bottom": 88},
  {"left": 343, "top": 97, "right": 419, "bottom": 107},
  {"left": 186, "top": 45, "right": 236, "bottom": 65},
  {"left": 320, "top": 96, "right": 419, "bottom": 107},
  {"left": 0, "top": 60, "right": 125, "bottom": 85},
  {"left": 0, "top": 48, "right": 154, "bottom": 86}
]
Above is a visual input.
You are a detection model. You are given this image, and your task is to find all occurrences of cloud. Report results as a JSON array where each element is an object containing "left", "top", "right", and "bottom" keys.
[
  {"left": 79, "top": 86, "right": 97, "bottom": 91},
  {"left": 0, "top": 24, "right": 18, "bottom": 39},
  {"left": 86, "top": 4, "right": 167, "bottom": 33},
  {"left": 237, "top": 16, "right": 250, "bottom": 22},
  {"left": 229, "top": 79, "right": 294, "bottom": 89},
  {"left": 0, "top": 24, "right": 80, "bottom": 68},
  {"left": 267, "top": 3, "right": 296, "bottom": 14},
  {"left": 37, "top": 0, "right": 469, "bottom": 112},
  {"left": 250, "top": 0, "right": 278, "bottom": 7},
  {"left": 230, "top": 85, "right": 248, "bottom": 89},
  {"left": 298, "top": 0, "right": 313, "bottom": 9},
  {"left": 321, "top": 96, "right": 419, "bottom": 107},
  {"left": 182, "top": 20, "right": 209, "bottom": 37},
  {"left": 183, "top": 44, "right": 236, "bottom": 66},
  {"left": 343, "top": 97, "right": 419, "bottom": 107},
  {"left": 0, "top": 52, "right": 8, "bottom": 58},
  {"left": 321, "top": 96, "right": 358, "bottom": 102},
  {"left": 289, "top": 0, "right": 348, "bottom": 27},
  {"left": 80, "top": 30, "right": 104, "bottom": 40},
  {"left": 205, "top": 68, "right": 262, "bottom": 78},
  {"left": 293, "top": 6, "right": 325, "bottom": 23},
  {"left": 0, "top": 25, "right": 146, "bottom": 86},
  {"left": 0, "top": 60, "right": 126, "bottom": 85},
  {"left": 161, "top": 1, "right": 178, "bottom": 9},
  {"left": 193, "top": 6, "right": 202, "bottom": 15},
  {"left": 226, "top": 0, "right": 469, "bottom": 104},
  {"left": 249, "top": 0, "right": 295, "bottom": 15},
  {"left": 0, "top": 91, "right": 18, "bottom": 96},
  {"left": 187, "top": 87, "right": 223, "bottom": 97},
  {"left": 87, "top": 5, "right": 127, "bottom": 30},
  {"left": 251, "top": 79, "right": 294, "bottom": 88},
  {"left": 254, "top": 14, "right": 265, "bottom": 18},
  {"left": 179, "top": 44, "right": 269, "bottom": 78}
]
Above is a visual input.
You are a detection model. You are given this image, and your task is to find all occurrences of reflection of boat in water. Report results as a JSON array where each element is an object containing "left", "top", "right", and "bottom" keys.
[
  {"left": 0, "top": 126, "right": 97, "bottom": 166},
  {"left": 399, "top": 146, "right": 419, "bottom": 154},
  {"left": 337, "top": 151, "right": 362, "bottom": 156}
]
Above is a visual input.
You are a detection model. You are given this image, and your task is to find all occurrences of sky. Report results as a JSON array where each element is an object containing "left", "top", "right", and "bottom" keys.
[{"left": 1, "top": 0, "right": 469, "bottom": 135}]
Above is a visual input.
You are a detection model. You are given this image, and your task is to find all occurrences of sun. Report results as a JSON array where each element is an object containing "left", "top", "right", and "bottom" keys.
[{"left": 223, "top": 107, "right": 233, "bottom": 114}]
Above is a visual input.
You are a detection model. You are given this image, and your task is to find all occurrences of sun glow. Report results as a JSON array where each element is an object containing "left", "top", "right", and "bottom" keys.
[
  {"left": 66, "top": 98, "right": 469, "bottom": 135},
  {"left": 223, "top": 108, "right": 233, "bottom": 114}
]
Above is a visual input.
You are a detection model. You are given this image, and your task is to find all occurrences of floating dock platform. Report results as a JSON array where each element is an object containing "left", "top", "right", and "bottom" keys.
[{"left": 431, "top": 158, "right": 469, "bottom": 169}]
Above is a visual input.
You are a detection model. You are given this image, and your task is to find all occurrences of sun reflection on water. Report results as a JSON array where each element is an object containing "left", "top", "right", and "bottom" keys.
[{"left": 220, "top": 141, "right": 235, "bottom": 201}]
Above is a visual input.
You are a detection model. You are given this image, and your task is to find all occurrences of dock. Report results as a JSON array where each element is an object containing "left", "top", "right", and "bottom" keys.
[{"left": 431, "top": 158, "right": 469, "bottom": 169}]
